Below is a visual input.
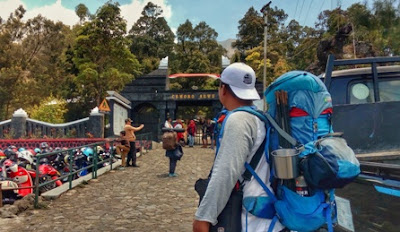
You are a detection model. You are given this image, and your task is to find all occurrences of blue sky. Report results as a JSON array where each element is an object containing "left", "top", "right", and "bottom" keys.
[{"left": 1, "top": 0, "right": 366, "bottom": 41}]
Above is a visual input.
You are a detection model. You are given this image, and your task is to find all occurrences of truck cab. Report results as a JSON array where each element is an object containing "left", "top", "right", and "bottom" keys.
[
  {"left": 322, "top": 55, "right": 400, "bottom": 232},
  {"left": 321, "top": 55, "right": 400, "bottom": 153}
]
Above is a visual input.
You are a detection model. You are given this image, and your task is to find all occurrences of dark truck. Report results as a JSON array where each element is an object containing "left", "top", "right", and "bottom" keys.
[{"left": 321, "top": 55, "right": 400, "bottom": 231}]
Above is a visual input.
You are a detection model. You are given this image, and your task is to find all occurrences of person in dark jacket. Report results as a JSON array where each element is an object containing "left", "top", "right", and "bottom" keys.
[{"left": 165, "top": 144, "right": 183, "bottom": 177}]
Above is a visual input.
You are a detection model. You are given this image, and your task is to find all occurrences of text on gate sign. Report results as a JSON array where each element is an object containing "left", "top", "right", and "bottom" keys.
[{"left": 170, "top": 93, "right": 217, "bottom": 100}]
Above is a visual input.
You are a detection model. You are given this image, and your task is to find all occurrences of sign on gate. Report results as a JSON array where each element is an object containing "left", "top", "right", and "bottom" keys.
[{"left": 99, "top": 99, "right": 111, "bottom": 113}]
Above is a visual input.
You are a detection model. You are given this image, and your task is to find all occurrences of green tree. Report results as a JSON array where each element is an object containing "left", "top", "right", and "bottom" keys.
[
  {"left": 128, "top": 2, "right": 174, "bottom": 73},
  {"left": 233, "top": 5, "right": 292, "bottom": 82},
  {"left": 193, "top": 22, "right": 225, "bottom": 72},
  {"left": 372, "top": 0, "right": 400, "bottom": 55},
  {"left": 176, "top": 19, "right": 195, "bottom": 55},
  {"left": 0, "top": 6, "right": 70, "bottom": 120},
  {"left": 29, "top": 96, "right": 67, "bottom": 123},
  {"left": 0, "top": 6, "right": 26, "bottom": 119},
  {"left": 233, "top": 7, "right": 264, "bottom": 58},
  {"left": 72, "top": 2, "right": 141, "bottom": 109},
  {"left": 169, "top": 20, "right": 224, "bottom": 90},
  {"left": 75, "top": 3, "right": 90, "bottom": 23}
]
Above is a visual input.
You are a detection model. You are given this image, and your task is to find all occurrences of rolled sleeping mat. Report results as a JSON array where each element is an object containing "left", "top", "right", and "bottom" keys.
[{"left": 161, "top": 127, "right": 185, "bottom": 133}]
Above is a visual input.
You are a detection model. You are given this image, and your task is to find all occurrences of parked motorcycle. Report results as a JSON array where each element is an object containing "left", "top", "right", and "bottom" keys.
[
  {"left": 0, "top": 178, "right": 21, "bottom": 205},
  {"left": 53, "top": 151, "right": 78, "bottom": 183},
  {"left": 27, "top": 157, "right": 62, "bottom": 194},
  {"left": 1, "top": 159, "right": 33, "bottom": 198}
]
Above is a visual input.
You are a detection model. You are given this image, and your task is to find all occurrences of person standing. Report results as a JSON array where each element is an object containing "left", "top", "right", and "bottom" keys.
[
  {"left": 187, "top": 120, "right": 196, "bottom": 147},
  {"left": 201, "top": 118, "right": 208, "bottom": 148},
  {"left": 183, "top": 119, "right": 189, "bottom": 145},
  {"left": 206, "top": 119, "right": 214, "bottom": 149},
  {"left": 165, "top": 143, "right": 183, "bottom": 177},
  {"left": 124, "top": 118, "right": 144, "bottom": 167},
  {"left": 115, "top": 130, "right": 130, "bottom": 168},
  {"left": 174, "top": 118, "right": 185, "bottom": 146},
  {"left": 193, "top": 63, "right": 283, "bottom": 232},
  {"left": 164, "top": 117, "right": 173, "bottom": 129}
]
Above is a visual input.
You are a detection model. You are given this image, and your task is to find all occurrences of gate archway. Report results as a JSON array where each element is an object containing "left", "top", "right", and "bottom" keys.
[{"left": 120, "top": 56, "right": 263, "bottom": 142}]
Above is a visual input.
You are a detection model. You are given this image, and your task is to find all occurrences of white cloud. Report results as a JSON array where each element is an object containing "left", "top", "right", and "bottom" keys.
[
  {"left": 120, "top": 0, "right": 172, "bottom": 32},
  {"left": 0, "top": 0, "right": 78, "bottom": 26},
  {"left": 0, "top": 0, "right": 173, "bottom": 33},
  {"left": 171, "top": 26, "right": 177, "bottom": 42},
  {"left": 25, "top": 0, "right": 79, "bottom": 26}
]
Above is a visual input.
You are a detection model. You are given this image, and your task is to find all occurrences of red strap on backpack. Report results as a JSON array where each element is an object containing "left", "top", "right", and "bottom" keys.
[{"left": 289, "top": 107, "right": 333, "bottom": 117}]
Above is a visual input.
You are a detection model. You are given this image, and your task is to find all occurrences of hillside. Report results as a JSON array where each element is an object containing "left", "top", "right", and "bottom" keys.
[{"left": 218, "top": 38, "right": 236, "bottom": 58}]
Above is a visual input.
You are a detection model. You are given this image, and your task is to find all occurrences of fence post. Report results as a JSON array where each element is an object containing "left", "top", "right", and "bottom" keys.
[
  {"left": 69, "top": 150, "right": 73, "bottom": 190},
  {"left": 140, "top": 136, "right": 143, "bottom": 157},
  {"left": 34, "top": 155, "right": 40, "bottom": 208},
  {"left": 110, "top": 141, "right": 113, "bottom": 171},
  {"left": 11, "top": 108, "right": 27, "bottom": 139},
  {"left": 0, "top": 182, "right": 2, "bottom": 208},
  {"left": 146, "top": 134, "right": 149, "bottom": 153},
  {"left": 94, "top": 146, "right": 98, "bottom": 179},
  {"left": 88, "top": 107, "right": 104, "bottom": 138}
]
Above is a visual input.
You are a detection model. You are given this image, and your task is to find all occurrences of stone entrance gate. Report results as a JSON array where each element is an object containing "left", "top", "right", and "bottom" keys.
[{"left": 119, "top": 57, "right": 263, "bottom": 141}]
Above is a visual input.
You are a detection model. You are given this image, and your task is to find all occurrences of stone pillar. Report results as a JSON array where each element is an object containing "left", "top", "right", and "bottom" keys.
[
  {"left": 11, "top": 108, "right": 27, "bottom": 139},
  {"left": 88, "top": 107, "right": 104, "bottom": 138},
  {"left": 167, "top": 101, "right": 176, "bottom": 120},
  {"left": 212, "top": 101, "right": 223, "bottom": 118},
  {"left": 158, "top": 102, "right": 167, "bottom": 141},
  {"left": 106, "top": 91, "right": 131, "bottom": 137}
]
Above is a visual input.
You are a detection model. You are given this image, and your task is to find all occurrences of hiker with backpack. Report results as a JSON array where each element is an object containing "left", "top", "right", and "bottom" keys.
[
  {"left": 193, "top": 65, "right": 361, "bottom": 232},
  {"left": 193, "top": 63, "right": 284, "bottom": 232}
]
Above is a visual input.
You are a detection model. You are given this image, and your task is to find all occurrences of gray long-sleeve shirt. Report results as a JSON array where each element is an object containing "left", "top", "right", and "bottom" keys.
[
  {"left": 195, "top": 111, "right": 259, "bottom": 223},
  {"left": 195, "top": 111, "right": 284, "bottom": 232}
]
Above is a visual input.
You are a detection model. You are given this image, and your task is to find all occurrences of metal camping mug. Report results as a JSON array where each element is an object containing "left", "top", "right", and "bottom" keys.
[{"left": 271, "top": 149, "right": 300, "bottom": 179}]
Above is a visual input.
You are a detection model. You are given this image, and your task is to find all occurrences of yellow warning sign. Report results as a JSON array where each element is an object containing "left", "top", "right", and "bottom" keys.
[{"left": 99, "top": 99, "right": 111, "bottom": 112}]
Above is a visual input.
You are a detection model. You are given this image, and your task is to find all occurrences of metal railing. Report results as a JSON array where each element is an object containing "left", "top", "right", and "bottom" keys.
[
  {"left": 0, "top": 119, "right": 11, "bottom": 138},
  {"left": 26, "top": 118, "right": 89, "bottom": 138},
  {"left": 135, "top": 132, "right": 153, "bottom": 155},
  {"left": 1, "top": 135, "right": 154, "bottom": 208},
  {"left": 0, "top": 141, "right": 114, "bottom": 208},
  {"left": 32, "top": 140, "right": 115, "bottom": 208}
]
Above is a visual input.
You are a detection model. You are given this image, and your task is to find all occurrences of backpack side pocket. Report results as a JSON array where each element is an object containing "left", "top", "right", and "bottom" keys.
[
  {"left": 243, "top": 196, "right": 275, "bottom": 219},
  {"left": 274, "top": 185, "right": 329, "bottom": 232}
]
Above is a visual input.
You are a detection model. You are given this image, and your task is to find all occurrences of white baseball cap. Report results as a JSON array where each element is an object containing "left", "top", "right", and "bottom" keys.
[{"left": 220, "top": 63, "right": 260, "bottom": 100}]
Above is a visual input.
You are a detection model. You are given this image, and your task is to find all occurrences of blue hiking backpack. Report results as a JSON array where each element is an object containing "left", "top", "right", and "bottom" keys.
[
  {"left": 253, "top": 71, "right": 360, "bottom": 232},
  {"left": 217, "top": 106, "right": 335, "bottom": 232},
  {"left": 265, "top": 71, "right": 360, "bottom": 189},
  {"left": 265, "top": 71, "right": 333, "bottom": 147}
]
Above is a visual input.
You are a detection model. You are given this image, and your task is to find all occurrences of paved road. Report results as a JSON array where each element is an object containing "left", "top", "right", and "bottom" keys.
[{"left": 5, "top": 146, "right": 215, "bottom": 232}]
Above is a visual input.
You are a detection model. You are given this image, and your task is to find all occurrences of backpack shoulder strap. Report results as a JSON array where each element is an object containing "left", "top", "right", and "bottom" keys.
[
  {"left": 264, "top": 113, "right": 300, "bottom": 149},
  {"left": 232, "top": 106, "right": 300, "bottom": 149},
  {"left": 227, "top": 106, "right": 269, "bottom": 181},
  {"left": 242, "top": 138, "right": 266, "bottom": 181}
]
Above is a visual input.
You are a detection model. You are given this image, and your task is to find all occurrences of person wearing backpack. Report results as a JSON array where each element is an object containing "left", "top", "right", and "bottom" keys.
[{"left": 193, "top": 63, "right": 284, "bottom": 232}]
